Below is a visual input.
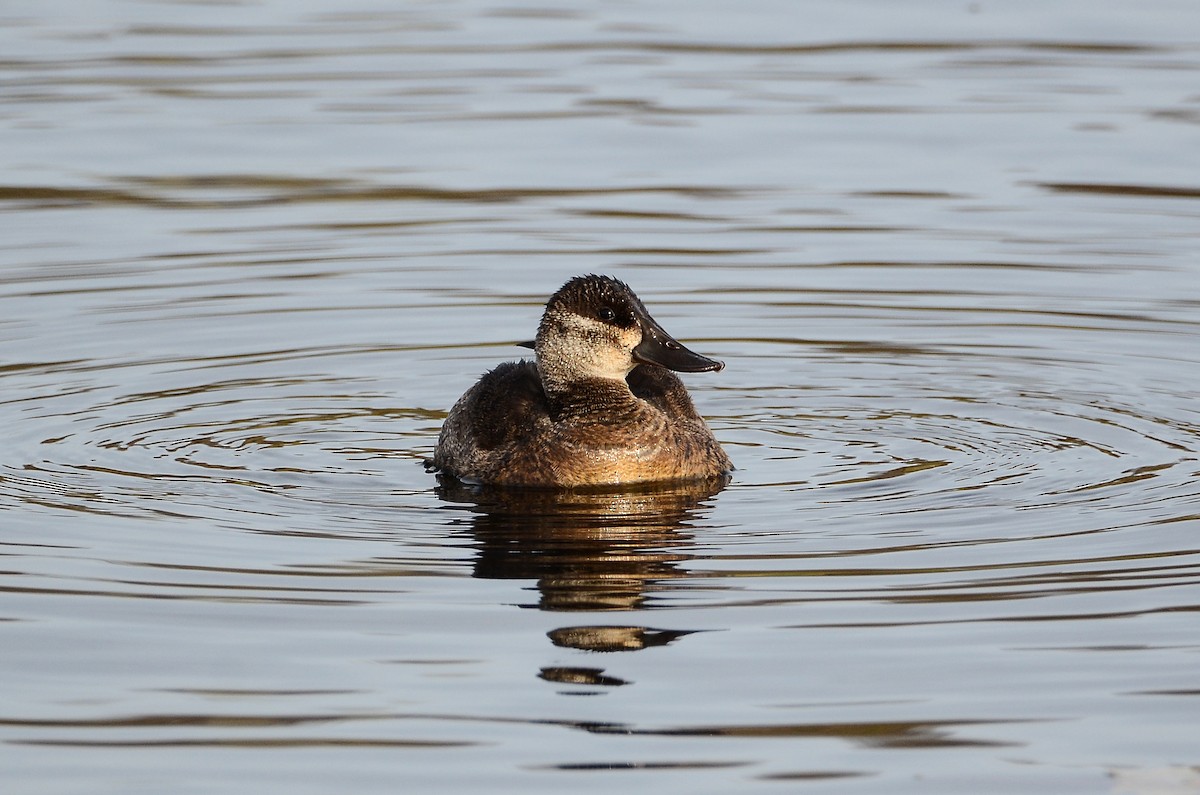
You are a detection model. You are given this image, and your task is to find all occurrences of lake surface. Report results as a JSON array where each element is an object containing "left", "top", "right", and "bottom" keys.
[{"left": 3, "top": 1, "right": 1199, "bottom": 792}]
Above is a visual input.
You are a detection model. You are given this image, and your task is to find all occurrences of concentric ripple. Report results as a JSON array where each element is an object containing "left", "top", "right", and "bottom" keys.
[
  {"left": 5, "top": 305, "right": 1197, "bottom": 551},
  {"left": 1, "top": 350, "right": 441, "bottom": 532}
]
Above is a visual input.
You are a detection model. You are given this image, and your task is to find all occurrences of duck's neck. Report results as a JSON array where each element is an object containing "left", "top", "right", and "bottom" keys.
[{"left": 538, "top": 369, "right": 640, "bottom": 420}]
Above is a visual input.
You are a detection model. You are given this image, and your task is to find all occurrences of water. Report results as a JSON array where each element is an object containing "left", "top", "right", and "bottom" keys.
[{"left": 3, "top": 1, "right": 1200, "bottom": 792}]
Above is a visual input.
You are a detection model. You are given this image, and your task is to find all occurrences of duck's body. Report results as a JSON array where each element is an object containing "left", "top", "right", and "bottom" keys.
[{"left": 430, "top": 275, "right": 732, "bottom": 488}]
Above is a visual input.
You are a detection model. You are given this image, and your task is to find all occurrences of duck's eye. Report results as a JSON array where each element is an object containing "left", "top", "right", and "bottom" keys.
[{"left": 598, "top": 306, "right": 616, "bottom": 322}]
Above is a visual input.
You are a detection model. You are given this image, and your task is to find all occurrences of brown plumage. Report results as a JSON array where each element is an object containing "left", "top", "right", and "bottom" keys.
[{"left": 429, "top": 275, "right": 732, "bottom": 488}]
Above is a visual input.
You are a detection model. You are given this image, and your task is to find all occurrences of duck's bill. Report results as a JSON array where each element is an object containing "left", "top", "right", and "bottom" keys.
[{"left": 633, "top": 319, "right": 724, "bottom": 373}]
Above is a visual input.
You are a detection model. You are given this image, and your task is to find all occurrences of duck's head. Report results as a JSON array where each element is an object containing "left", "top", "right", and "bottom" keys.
[{"left": 526, "top": 275, "right": 723, "bottom": 387}]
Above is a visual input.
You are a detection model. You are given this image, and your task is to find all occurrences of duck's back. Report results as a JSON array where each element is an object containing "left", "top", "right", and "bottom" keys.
[
  {"left": 627, "top": 364, "right": 702, "bottom": 419},
  {"left": 431, "top": 360, "right": 549, "bottom": 483}
]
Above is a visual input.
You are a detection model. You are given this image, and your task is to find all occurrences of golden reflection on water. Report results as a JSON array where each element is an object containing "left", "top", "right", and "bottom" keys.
[
  {"left": 434, "top": 478, "right": 731, "bottom": 687},
  {"left": 437, "top": 476, "right": 725, "bottom": 618}
]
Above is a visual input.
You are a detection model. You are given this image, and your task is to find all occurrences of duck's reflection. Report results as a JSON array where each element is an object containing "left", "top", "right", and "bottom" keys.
[{"left": 435, "top": 476, "right": 727, "bottom": 652}]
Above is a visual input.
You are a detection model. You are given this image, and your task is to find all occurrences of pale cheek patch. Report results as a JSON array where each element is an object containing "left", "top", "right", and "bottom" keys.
[{"left": 546, "top": 315, "right": 637, "bottom": 380}]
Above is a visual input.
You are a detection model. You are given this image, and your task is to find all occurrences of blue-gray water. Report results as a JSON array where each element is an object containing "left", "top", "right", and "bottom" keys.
[{"left": 2, "top": 1, "right": 1199, "bottom": 793}]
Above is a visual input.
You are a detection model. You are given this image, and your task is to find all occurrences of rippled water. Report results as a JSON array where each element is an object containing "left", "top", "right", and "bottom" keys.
[{"left": 3, "top": 1, "right": 1200, "bottom": 792}]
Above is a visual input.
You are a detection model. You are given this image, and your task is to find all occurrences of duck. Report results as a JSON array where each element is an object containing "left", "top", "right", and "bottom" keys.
[{"left": 429, "top": 274, "right": 732, "bottom": 488}]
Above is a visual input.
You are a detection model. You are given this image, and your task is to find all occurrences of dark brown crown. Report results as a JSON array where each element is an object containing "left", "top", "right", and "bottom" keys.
[{"left": 542, "top": 274, "right": 645, "bottom": 329}]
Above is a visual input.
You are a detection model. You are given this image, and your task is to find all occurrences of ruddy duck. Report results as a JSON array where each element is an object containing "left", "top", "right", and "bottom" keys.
[{"left": 429, "top": 275, "right": 732, "bottom": 488}]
